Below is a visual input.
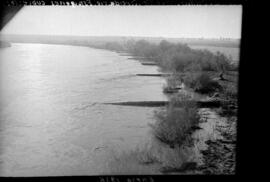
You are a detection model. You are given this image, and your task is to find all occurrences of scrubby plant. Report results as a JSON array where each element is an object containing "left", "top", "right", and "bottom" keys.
[
  {"left": 184, "top": 72, "right": 222, "bottom": 94},
  {"left": 215, "top": 51, "right": 232, "bottom": 73},
  {"left": 218, "top": 82, "right": 238, "bottom": 116},
  {"left": 150, "top": 94, "right": 199, "bottom": 148},
  {"left": 221, "top": 83, "right": 237, "bottom": 100}
]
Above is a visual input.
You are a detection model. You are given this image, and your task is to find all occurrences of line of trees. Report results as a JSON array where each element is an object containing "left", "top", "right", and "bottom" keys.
[{"left": 102, "top": 39, "right": 236, "bottom": 74}]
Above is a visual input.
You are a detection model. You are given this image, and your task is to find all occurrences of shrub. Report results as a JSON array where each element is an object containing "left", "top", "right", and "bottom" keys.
[
  {"left": 219, "top": 82, "right": 238, "bottom": 114},
  {"left": 215, "top": 51, "right": 232, "bottom": 73},
  {"left": 184, "top": 72, "right": 222, "bottom": 94},
  {"left": 162, "top": 74, "right": 183, "bottom": 93},
  {"left": 222, "top": 84, "right": 237, "bottom": 100},
  {"left": 150, "top": 94, "right": 199, "bottom": 147},
  {"left": 218, "top": 84, "right": 238, "bottom": 116}
]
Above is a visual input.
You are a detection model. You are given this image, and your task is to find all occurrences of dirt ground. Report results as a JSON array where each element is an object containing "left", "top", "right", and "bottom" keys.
[{"left": 196, "top": 113, "right": 236, "bottom": 174}]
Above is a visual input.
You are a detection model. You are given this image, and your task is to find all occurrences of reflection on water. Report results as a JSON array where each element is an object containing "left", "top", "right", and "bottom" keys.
[{"left": 0, "top": 43, "right": 167, "bottom": 176}]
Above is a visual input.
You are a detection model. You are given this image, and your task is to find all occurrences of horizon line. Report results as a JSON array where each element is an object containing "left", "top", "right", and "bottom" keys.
[{"left": 0, "top": 33, "right": 241, "bottom": 40}]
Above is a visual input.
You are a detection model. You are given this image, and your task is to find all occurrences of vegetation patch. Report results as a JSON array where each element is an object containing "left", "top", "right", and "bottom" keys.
[
  {"left": 103, "top": 40, "right": 236, "bottom": 73},
  {"left": 149, "top": 94, "right": 200, "bottom": 148},
  {"left": 105, "top": 141, "right": 197, "bottom": 174},
  {"left": 183, "top": 72, "right": 222, "bottom": 94},
  {"left": 216, "top": 74, "right": 238, "bottom": 116}
]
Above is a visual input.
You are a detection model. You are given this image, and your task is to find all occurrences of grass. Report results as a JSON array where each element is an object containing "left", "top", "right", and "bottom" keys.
[
  {"left": 113, "top": 145, "right": 160, "bottom": 165},
  {"left": 158, "top": 145, "right": 197, "bottom": 173},
  {"left": 104, "top": 143, "right": 161, "bottom": 174},
  {"left": 104, "top": 141, "right": 197, "bottom": 174}
]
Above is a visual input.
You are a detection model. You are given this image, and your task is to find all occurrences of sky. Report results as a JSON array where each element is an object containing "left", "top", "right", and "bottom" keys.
[{"left": 1, "top": 5, "right": 242, "bottom": 39}]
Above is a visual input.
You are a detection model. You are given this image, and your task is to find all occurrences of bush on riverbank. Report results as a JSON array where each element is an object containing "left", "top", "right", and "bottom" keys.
[
  {"left": 217, "top": 77, "right": 238, "bottom": 116},
  {"left": 150, "top": 94, "right": 199, "bottom": 148},
  {"left": 119, "top": 39, "right": 236, "bottom": 96},
  {"left": 220, "top": 81, "right": 237, "bottom": 101},
  {"left": 183, "top": 72, "right": 222, "bottom": 94}
]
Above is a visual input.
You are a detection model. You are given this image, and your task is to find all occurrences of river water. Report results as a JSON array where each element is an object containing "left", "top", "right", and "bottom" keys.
[{"left": 0, "top": 43, "right": 167, "bottom": 176}]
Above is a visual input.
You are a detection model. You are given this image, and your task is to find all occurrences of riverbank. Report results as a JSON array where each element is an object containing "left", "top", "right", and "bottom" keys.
[
  {"left": 154, "top": 71, "right": 237, "bottom": 174},
  {"left": 101, "top": 40, "right": 238, "bottom": 174},
  {"left": 104, "top": 80, "right": 237, "bottom": 174}
]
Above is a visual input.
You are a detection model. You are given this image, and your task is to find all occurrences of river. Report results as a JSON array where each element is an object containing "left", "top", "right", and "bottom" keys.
[{"left": 0, "top": 43, "right": 167, "bottom": 176}]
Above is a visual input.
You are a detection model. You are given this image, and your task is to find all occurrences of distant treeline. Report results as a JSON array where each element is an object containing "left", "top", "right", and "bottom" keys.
[
  {"left": 0, "top": 34, "right": 239, "bottom": 48},
  {"left": 95, "top": 40, "right": 237, "bottom": 73}
]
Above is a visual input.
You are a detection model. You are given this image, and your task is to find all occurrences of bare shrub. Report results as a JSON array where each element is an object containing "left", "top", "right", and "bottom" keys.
[
  {"left": 184, "top": 72, "right": 222, "bottom": 94},
  {"left": 150, "top": 94, "right": 199, "bottom": 147}
]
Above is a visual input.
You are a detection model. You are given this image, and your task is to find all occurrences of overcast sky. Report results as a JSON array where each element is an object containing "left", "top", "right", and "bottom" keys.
[{"left": 1, "top": 5, "right": 242, "bottom": 39}]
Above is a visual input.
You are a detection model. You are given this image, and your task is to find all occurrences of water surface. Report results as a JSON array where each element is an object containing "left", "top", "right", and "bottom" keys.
[{"left": 0, "top": 43, "right": 167, "bottom": 176}]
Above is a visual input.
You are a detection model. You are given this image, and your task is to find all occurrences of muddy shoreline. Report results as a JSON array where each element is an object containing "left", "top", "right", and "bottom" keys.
[{"left": 192, "top": 109, "right": 236, "bottom": 174}]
